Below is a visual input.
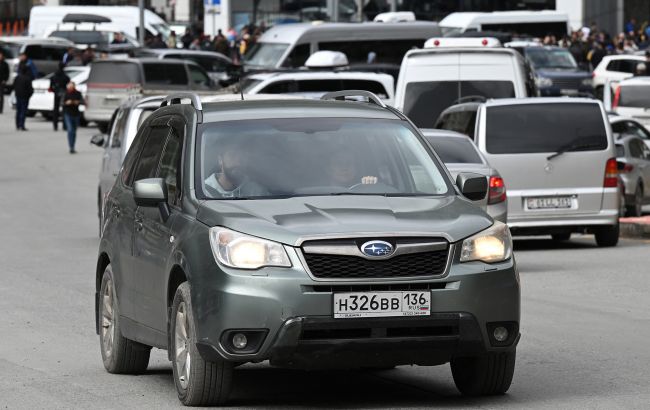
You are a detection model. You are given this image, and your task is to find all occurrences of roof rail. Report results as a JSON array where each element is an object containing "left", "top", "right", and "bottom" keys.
[
  {"left": 320, "top": 90, "right": 387, "bottom": 108},
  {"left": 161, "top": 93, "right": 203, "bottom": 122}
]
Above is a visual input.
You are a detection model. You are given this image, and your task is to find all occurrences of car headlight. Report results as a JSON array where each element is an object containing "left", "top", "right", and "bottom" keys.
[
  {"left": 460, "top": 221, "right": 512, "bottom": 263},
  {"left": 535, "top": 77, "right": 553, "bottom": 87},
  {"left": 581, "top": 78, "right": 593, "bottom": 87},
  {"left": 209, "top": 227, "right": 291, "bottom": 269}
]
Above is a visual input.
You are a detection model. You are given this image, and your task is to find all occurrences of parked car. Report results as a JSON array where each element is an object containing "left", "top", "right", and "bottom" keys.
[
  {"left": 439, "top": 10, "right": 569, "bottom": 39},
  {"left": 133, "top": 48, "right": 234, "bottom": 85},
  {"left": 434, "top": 101, "right": 482, "bottom": 139},
  {"left": 0, "top": 36, "right": 74, "bottom": 89},
  {"left": 422, "top": 129, "right": 507, "bottom": 222},
  {"left": 612, "top": 77, "right": 650, "bottom": 128},
  {"left": 615, "top": 136, "right": 650, "bottom": 216},
  {"left": 474, "top": 98, "right": 619, "bottom": 246},
  {"left": 85, "top": 58, "right": 218, "bottom": 132},
  {"left": 95, "top": 90, "right": 519, "bottom": 406},
  {"left": 609, "top": 114, "right": 650, "bottom": 149},
  {"left": 509, "top": 45, "right": 593, "bottom": 97},
  {"left": 592, "top": 55, "right": 646, "bottom": 99}
]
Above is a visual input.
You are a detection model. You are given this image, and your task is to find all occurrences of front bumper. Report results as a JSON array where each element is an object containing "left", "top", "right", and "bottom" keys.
[
  {"left": 538, "top": 85, "right": 594, "bottom": 97},
  {"left": 190, "top": 246, "right": 520, "bottom": 368}
]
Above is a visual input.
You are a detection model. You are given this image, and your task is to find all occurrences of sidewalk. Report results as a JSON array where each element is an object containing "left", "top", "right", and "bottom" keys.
[{"left": 620, "top": 215, "right": 650, "bottom": 239}]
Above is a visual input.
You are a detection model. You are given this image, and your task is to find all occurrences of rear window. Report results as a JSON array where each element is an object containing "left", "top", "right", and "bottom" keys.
[
  {"left": 319, "top": 39, "right": 426, "bottom": 65},
  {"left": 404, "top": 81, "right": 515, "bottom": 128},
  {"left": 485, "top": 103, "right": 608, "bottom": 154},
  {"left": 425, "top": 136, "right": 482, "bottom": 164},
  {"left": 619, "top": 85, "right": 650, "bottom": 108},
  {"left": 143, "top": 63, "right": 188, "bottom": 86},
  {"left": 88, "top": 62, "right": 140, "bottom": 84},
  {"left": 51, "top": 30, "right": 108, "bottom": 46}
]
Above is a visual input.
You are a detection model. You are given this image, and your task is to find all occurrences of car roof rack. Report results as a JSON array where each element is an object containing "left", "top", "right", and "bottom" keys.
[
  {"left": 62, "top": 13, "right": 112, "bottom": 24},
  {"left": 320, "top": 90, "right": 387, "bottom": 108},
  {"left": 160, "top": 93, "right": 203, "bottom": 123}
]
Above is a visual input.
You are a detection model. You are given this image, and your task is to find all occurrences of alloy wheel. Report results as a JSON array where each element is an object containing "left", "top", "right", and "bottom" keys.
[
  {"left": 174, "top": 302, "right": 191, "bottom": 390},
  {"left": 101, "top": 278, "right": 115, "bottom": 358}
]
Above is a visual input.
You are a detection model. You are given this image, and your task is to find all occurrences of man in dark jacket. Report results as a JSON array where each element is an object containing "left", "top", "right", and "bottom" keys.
[
  {"left": 0, "top": 50, "right": 9, "bottom": 114},
  {"left": 13, "top": 64, "right": 33, "bottom": 131},
  {"left": 62, "top": 81, "right": 83, "bottom": 154},
  {"left": 50, "top": 63, "right": 70, "bottom": 131}
]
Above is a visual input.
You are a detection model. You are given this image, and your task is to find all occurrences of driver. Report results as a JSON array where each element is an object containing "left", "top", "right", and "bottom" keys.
[
  {"left": 326, "top": 151, "right": 378, "bottom": 187},
  {"left": 205, "top": 140, "right": 268, "bottom": 198}
]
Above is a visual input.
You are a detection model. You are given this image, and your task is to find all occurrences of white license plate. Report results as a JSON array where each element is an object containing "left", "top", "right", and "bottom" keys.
[
  {"left": 333, "top": 291, "right": 431, "bottom": 319},
  {"left": 526, "top": 196, "right": 573, "bottom": 210}
]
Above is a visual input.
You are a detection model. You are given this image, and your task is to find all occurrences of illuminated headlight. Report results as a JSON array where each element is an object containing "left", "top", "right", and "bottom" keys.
[
  {"left": 209, "top": 227, "right": 291, "bottom": 269},
  {"left": 460, "top": 222, "right": 512, "bottom": 263},
  {"left": 535, "top": 77, "right": 553, "bottom": 87},
  {"left": 581, "top": 78, "right": 593, "bottom": 87}
]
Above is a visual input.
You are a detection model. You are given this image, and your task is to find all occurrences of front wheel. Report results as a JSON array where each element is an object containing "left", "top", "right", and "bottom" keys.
[
  {"left": 171, "top": 283, "right": 233, "bottom": 406},
  {"left": 626, "top": 185, "right": 643, "bottom": 217},
  {"left": 451, "top": 350, "right": 516, "bottom": 396},
  {"left": 595, "top": 223, "right": 619, "bottom": 247}
]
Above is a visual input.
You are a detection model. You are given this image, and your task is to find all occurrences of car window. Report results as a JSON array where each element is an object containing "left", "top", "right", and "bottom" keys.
[
  {"left": 486, "top": 103, "right": 608, "bottom": 154},
  {"left": 109, "top": 108, "right": 128, "bottom": 148},
  {"left": 158, "top": 126, "right": 183, "bottom": 206},
  {"left": 121, "top": 126, "right": 150, "bottom": 187},
  {"left": 620, "top": 60, "right": 641, "bottom": 74},
  {"left": 435, "top": 110, "right": 477, "bottom": 139},
  {"left": 619, "top": 85, "right": 650, "bottom": 108},
  {"left": 318, "top": 39, "right": 426, "bottom": 65},
  {"left": 143, "top": 63, "right": 188, "bottom": 86},
  {"left": 41, "top": 46, "right": 67, "bottom": 61},
  {"left": 629, "top": 140, "right": 645, "bottom": 159},
  {"left": 282, "top": 43, "right": 310, "bottom": 68},
  {"left": 425, "top": 136, "right": 482, "bottom": 164},
  {"left": 188, "top": 65, "right": 211, "bottom": 89},
  {"left": 626, "top": 121, "right": 650, "bottom": 140},
  {"left": 24, "top": 45, "right": 44, "bottom": 60},
  {"left": 50, "top": 30, "right": 108, "bottom": 45},
  {"left": 525, "top": 48, "right": 577, "bottom": 69},
  {"left": 244, "top": 42, "right": 289, "bottom": 67},
  {"left": 0, "top": 43, "right": 17, "bottom": 58},
  {"left": 132, "top": 126, "right": 170, "bottom": 183},
  {"left": 615, "top": 144, "right": 625, "bottom": 157},
  {"left": 606, "top": 60, "right": 620, "bottom": 72},
  {"left": 611, "top": 121, "right": 627, "bottom": 135},
  {"left": 88, "top": 62, "right": 140, "bottom": 84},
  {"left": 260, "top": 80, "right": 293, "bottom": 94}
]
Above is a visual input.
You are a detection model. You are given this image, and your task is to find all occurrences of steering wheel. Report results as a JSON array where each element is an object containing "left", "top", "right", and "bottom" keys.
[{"left": 348, "top": 182, "right": 399, "bottom": 193}]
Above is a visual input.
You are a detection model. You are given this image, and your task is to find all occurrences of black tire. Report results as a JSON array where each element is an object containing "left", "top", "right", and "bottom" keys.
[
  {"left": 595, "top": 223, "right": 619, "bottom": 247},
  {"left": 451, "top": 350, "right": 516, "bottom": 396},
  {"left": 594, "top": 86, "right": 604, "bottom": 100},
  {"left": 80, "top": 115, "right": 88, "bottom": 127},
  {"left": 551, "top": 232, "right": 571, "bottom": 241},
  {"left": 625, "top": 185, "right": 643, "bottom": 217},
  {"left": 99, "top": 264, "right": 151, "bottom": 374},
  {"left": 171, "top": 282, "right": 233, "bottom": 406},
  {"left": 41, "top": 111, "right": 52, "bottom": 120}
]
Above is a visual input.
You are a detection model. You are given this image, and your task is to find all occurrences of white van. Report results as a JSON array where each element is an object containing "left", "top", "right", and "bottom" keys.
[
  {"left": 440, "top": 11, "right": 569, "bottom": 39},
  {"left": 243, "top": 22, "right": 440, "bottom": 70},
  {"left": 29, "top": 6, "right": 171, "bottom": 42},
  {"left": 394, "top": 37, "right": 534, "bottom": 128}
]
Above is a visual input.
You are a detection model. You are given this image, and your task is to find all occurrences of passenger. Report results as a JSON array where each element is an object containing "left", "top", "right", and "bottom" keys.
[
  {"left": 204, "top": 141, "right": 268, "bottom": 198},
  {"left": 634, "top": 62, "right": 647, "bottom": 77},
  {"left": 326, "top": 151, "right": 378, "bottom": 187}
]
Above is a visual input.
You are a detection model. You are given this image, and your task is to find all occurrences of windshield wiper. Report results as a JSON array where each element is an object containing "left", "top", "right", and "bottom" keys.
[{"left": 547, "top": 138, "right": 603, "bottom": 161}]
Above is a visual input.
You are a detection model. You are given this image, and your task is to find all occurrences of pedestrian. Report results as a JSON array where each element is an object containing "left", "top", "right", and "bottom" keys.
[
  {"left": 149, "top": 33, "right": 167, "bottom": 49},
  {"left": 0, "top": 50, "right": 9, "bottom": 114},
  {"left": 167, "top": 30, "right": 177, "bottom": 48},
  {"left": 13, "top": 64, "right": 33, "bottom": 131},
  {"left": 62, "top": 81, "right": 83, "bottom": 154},
  {"left": 18, "top": 52, "right": 38, "bottom": 79},
  {"left": 62, "top": 46, "right": 76, "bottom": 66},
  {"left": 181, "top": 28, "right": 193, "bottom": 49},
  {"left": 50, "top": 62, "right": 70, "bottom": 131}
]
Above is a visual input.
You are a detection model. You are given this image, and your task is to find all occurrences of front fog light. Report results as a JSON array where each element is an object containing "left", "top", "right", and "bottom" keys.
[
  {"left": 460, "top": 221, "right": 512, "bottom": 263},
  {"left": 493, "top": 326, "right": 509, "bottom": 342},
  {"left": 232, "top": 333, "right": 248, "bottom": 349}
]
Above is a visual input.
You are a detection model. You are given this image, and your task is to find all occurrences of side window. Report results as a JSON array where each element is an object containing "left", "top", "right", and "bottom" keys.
[
  {"left": 611, "top": 121, "right": 627, "bottom": 139},
  {"left": 24, "top": 45, "right": 44, "bottom": 60},
  {"left": 109, "top": 108, "right": 128, "bottom": 148},
  {"left": 606, "top": 60, "right": 620, "bottom": 72},
  {"left": 43, "top": 46, "right": 66, "bottom": 61},
  {"left": 295, "top": 79, "right": 341, "bottom": 92},
  {"left": 188, "top": 65, "right": 211, "bottom": 89},
  {"left": 121, "top": 126, "right": 150, "bottom": 187},
  {"left": 132, "top": 126, "right": 170, "bottom": 183},
  {"left": 143, "top": 63, "right": 188, "bottom": 86},
  {"left": 629, "top": 140, "right": 644, "bottom": 159},
  {"left": 434, "top": 113, "right": 449, "bottom": 129},
  {"left": 157, "top": 123, "right": 184, "bottom": 206},
  {"left": 626, "top": 121, "right": 650, "bottom": 140},
  {"left": 282, "top": 43, "right": 311, "bottom": 68},
  {"left": 621, "top": 60, "right": 640, "bottom": 74},
  {"left": 260, "top": 80, "right": 294, "bottom": 94}
]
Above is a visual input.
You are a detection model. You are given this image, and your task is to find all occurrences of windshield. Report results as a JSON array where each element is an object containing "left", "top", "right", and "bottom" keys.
[
  {"left": 0, "top": 43, "right": 19, "bottom": 58},
  {"left": 525, "top": 48, "right": 577, "bottom": 69},
  {"left": 486, "top": 103, "right": 608, "bottom": 154},
  {"left": 619, "top": 85, "right": 650, "bottom": 108},
  {"left": 151, "top": 23, "right": 171, "bottom": 40},
  {"left": 198, "top": 118, "right": 450, "bottom": 199},
  {"left": 425, "top": 136, "right": 483, "bottom": 164},
  {"left": 243, "top": 43, "right": 289, "bottom": 67}
]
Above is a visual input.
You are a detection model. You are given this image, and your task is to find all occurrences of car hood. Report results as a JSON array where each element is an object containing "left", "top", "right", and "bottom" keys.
[
  {"left": 196, "top": 195, "right": 492, "bottom": 245},
  {"left": 536, "top": 68, "right": 591, "bottom": 79}
]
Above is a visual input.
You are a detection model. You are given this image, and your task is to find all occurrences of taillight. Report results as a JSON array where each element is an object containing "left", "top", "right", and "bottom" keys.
[
  {"left": 488, "top": 176, "right": 507, "bottom": 204},
  {"left": 618, "top": 161, "right": 634, "bottom": 173},
  {"left": 612, "top": 85, "right": 621, "bottom": 109},
  {"left": 604, "top": 158, "right": 618, "bottom": 187}
]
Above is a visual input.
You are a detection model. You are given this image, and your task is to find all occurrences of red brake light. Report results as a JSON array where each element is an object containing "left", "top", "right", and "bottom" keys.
[
  {"left": 613, "top": 85, "right": 621, "bottom": 110},
  {"left": 619, "top": 162, "right": 634, "bottom": 173},
  {"left": 481, "top": 38, "right": 488, "bottom": 46},
  {"left": 604, "top": 158, "right": 618, "bottom": 188},
  {"left": 488, "top": 176, "right": 507, "bottom": 205},
  {"left": 433, "top": 39, "right": 440, "bottom": 46}
]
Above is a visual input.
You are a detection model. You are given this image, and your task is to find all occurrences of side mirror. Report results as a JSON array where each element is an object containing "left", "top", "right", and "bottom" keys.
[
  {"left": 90, "top": 133, "right": 106, "bottom": 147},
  {"left": 456, "top": 172, "right": 488, "bottom": 201},
  {"left": 134, "top": 178, "right": 170, "bottom": 221}
]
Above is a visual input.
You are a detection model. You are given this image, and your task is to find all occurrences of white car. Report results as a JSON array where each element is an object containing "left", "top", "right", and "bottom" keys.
[
  {"left": 43, "top": 23, "right": 139, "bottom": 48},
  {"left": 609, "top": 114, "right": 650, "bottom": 149},
  {"left": 592, "top": 55, "right": 646, "bottom": 98},
  {"left": 612, "top": 77, "right": 650, "bottom": 128}
]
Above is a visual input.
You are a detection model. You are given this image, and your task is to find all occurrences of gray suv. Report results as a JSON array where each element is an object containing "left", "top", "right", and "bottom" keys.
[{"left": 95, "top": 91, "right": 520, "bottom": 406}]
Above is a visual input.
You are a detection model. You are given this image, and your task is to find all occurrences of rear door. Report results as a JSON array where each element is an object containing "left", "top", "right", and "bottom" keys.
[
  {"left": 479, "top": 102, "right": 612, "bottom": 222},
  {"left": 87, "top": 62, "right": 142, "bottom": 122}
]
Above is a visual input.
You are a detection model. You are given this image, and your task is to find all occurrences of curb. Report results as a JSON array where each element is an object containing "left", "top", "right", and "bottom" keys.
[{"left": 620, "top": 217, "right": 650, "bottom": 239}]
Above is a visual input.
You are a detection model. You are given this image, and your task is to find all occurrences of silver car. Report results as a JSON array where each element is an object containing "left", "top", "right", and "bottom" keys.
[
  {"left": 475, "top": 98, "right": 619, "bottom": 246},
  {"left": 615, "top": 135, "right": 650, "bottom": 216},
  {"left": 422, "top": 129, "right": 507, "bottom": 222}
]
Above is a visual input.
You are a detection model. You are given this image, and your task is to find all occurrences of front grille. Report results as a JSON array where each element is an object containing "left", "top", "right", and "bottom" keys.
[
  {"left": 302, "top": 239, "right": 449, "bottom": 279},
  {"left": 553, "top": 78, "right": 582, "bottom": 89}
]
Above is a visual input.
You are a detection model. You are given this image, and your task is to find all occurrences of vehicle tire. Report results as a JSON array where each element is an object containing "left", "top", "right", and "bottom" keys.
[
  {"left": 451, "top": 350, "right": 516, "bottom": 396},
  {"left": 41, "top": 111, "right": 52, "bottom": 120},
  {"left": 80, "top": 115, "right": 88, "bottom": 127},
  {"left": 594, "top": 86, "right": 604, "bottom": 100},
  {"left": 551, "top": 232, "right": 571, "bottom": 241},
  {"left": 625, "top": 185, "right": 643, "bottom": 217},
  {"left": 99, "top": 264, "right": 151, "bottom": 374},
  {"left": 26, "top": 110, "right": 36, "bottom": 118},
  {"left": 595, "top": 223, "right": 619, "bottom": 247},
  {"left": 171, "top": 282, "right": 233, "bottom": 406},
  {"left": 97, "top": 122, "right": 109, "bottom": 133}
]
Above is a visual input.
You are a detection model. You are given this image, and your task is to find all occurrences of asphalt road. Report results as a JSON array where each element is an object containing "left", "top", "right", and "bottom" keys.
[{"left": 0, "top": 109, "right": 649, "bottom": 409}]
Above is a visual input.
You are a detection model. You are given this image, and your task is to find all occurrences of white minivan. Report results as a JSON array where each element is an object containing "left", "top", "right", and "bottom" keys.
[
  {"left": 439, "top": 10, "right": 569, "bottom": 39},
  {"left": 394, "top": 37, "right": 534, "bottom": 128}
]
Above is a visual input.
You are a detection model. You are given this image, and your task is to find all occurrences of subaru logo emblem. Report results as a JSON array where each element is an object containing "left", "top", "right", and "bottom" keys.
[{"left": 360, "top": 240, "right": 394, "bottom": 257}]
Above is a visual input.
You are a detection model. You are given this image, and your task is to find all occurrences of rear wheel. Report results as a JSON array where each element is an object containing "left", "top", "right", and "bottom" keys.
[
  {"left": 595, "top": 223, "right": 619, "bottom": 247},
  {"left": 451, "top": 350, "right": 516, "bottom": 396},
  {"left": 97, "top": 122, "right": 109, "bottom": 133},
  {"left": 171, "top": 282, "right": 233, "bottom": 406},
  {"left": 626, "top": 185, "right": 643, "bottom": 217},
  {"left": 551, "top": 232, "right": 571, "bottom": 241}
]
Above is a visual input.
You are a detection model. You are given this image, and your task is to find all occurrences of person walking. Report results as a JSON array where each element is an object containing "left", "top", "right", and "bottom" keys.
[
  {"left": 62, "top": 82, "right": 83, "bottom": 154},
  {"left": 13, "top": 64, "right": 33, "bottom": 131},
  {"left": 0, "top": 50, "right": 9, "bottom": 114},
  {"left": 50, "top": 62, "right": 70, "bottom": 131}
]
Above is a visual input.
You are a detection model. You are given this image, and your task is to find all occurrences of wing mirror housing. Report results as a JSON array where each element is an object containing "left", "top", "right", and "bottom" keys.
[
  {"left": 456, "top": 172, "right": 488, "bottom": 201},
  {"left": 133, "top": 178, "right": 170, "bottom": 221},
  {"left": 90, "top": 133, "right": 106, "bottom": 147}
]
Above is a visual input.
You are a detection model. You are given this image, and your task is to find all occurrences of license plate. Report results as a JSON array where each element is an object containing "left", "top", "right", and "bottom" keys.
[
  {"left": 333, "top": 291, "right": 431, "bottom": 319},
  {"left": 526, "top": 196, "right": 573, "bottom": 210}
]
